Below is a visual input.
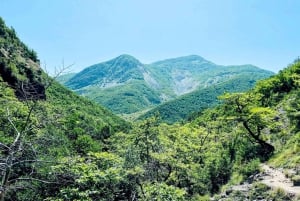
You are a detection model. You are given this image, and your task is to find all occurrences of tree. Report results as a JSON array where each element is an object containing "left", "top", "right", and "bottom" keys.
[{"left": 220, "top": 92, "right": 276, "bottom": 158}]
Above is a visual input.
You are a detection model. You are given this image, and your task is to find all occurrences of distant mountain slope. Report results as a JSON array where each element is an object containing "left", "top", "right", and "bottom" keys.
[
  {"left": 55, "top": 72, "right": 76, "bottom": 84},
  {"left": 60, "top": 55, "right": 274, "bottom": 116},
  {"left": 66, "top": 54, "right": 144, "bottom": 89},
  {"left": 139, "top": 73, "right": 267, "bottom": 123},
  {"left": 144, "top": 55, "right": 273, "bottom": 98},
  {"left": 65, "top": 54, "right": 162, "bottom": 114},
  {"left": 143, "top": 55, "right": 217, "bottom": 98}
]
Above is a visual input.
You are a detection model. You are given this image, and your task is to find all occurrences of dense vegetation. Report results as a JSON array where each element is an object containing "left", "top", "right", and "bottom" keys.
[
  {"left": 60, "top": 54, "right": 273, "bottom": 116},
  {"left": 0, "top": 17, "right": 44, "bottom": 101},
  {"left": 0, "top": 17, "right": 299, "bottom": 200},
  {"left": 0, "top": 17, "right": 128, "bottom": 200}
]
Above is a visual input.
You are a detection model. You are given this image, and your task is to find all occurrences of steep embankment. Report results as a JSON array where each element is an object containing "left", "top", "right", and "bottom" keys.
[
  {"left": 0, "top": 17, "right": 129, "bottom": 200},
  {"left": 211, "top": 60, "right": 300, "bottom": 201}
]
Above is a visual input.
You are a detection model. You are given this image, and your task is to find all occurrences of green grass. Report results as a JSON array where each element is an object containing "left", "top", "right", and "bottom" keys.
[{"left": 269, "top": 132, "right": 300, "bottom": 168}]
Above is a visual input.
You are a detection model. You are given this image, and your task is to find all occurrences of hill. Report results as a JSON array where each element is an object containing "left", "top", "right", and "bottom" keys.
[
  {"left": 0, "top": 17, "right": 129, "bottom": 200},
  {"left": 60, "top": 55, "right": 274, "bottom": 116},
  {"left": 0, "top": 17, "right": 127, "bottom": 132}
]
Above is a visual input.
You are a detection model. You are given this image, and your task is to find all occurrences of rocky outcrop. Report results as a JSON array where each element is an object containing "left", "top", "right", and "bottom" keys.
[{"left": 0, "top": 17, "right": 46, "bottom": 101}]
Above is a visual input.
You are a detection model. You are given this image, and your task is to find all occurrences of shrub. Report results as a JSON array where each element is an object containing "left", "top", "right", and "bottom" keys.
[{"left": 238, "top": 159, "right": 260, "bottom": 178}]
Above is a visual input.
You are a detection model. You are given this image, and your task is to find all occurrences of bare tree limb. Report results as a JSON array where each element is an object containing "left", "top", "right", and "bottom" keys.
[
  {"left": 8, "top": 177, "right": 59, "bottom": 184},
  {"left": 12, "top": 160, "right": 61, "bottom": 167}
]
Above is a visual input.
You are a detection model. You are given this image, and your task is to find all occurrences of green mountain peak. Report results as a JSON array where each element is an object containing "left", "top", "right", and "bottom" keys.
[
  {"left": 113, "top": 54, "right": 142, "bottom": 65},
  {"left": 61, "top": 54, "right": 274, "bottom": 116},
  {"left": 151, "top": 55, "right": 212, "bottom": 66},
  {"left": 65, "top": 54, "right": 144, "bottom": 90}
]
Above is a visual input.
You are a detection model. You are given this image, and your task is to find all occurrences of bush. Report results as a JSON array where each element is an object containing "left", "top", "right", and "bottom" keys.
[
  {"left": 143, "top": 182, "right": 186, "bottom": 201},
  {"left": 238, "top": 159, "right": 260, "bottom": 178},
  {"left": 74, "top": 134, "right": 101, "bottom": 154}
]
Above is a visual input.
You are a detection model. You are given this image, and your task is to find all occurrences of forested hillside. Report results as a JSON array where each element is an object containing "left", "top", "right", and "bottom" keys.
[
  {"left": 139, "top": 72, "right": 268, "bottom": 123},
  {"left": 0, "top": 17, "right": 129, "bottom": 200},
  {"left": 0, "top": 17, "right": 299, "bottom": 201}
]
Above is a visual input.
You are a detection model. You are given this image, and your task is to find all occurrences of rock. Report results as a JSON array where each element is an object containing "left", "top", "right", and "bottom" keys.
[
  {"left": 256, "top": 195, "right": 264, "bottom": 200},
  {"left": 225, "top": 188, "right": 233, "bottom": 195},
  {"left": 220, "top": 193, "right": 227, "bottom": 198}
]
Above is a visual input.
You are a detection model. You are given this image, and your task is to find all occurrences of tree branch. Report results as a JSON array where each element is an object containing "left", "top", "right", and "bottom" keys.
[
  {"left": 8, "top": 177, "right": 58, "bottom": 184},
  {"left": 12, "top": 160, "right": 61, "bottom": 167}
]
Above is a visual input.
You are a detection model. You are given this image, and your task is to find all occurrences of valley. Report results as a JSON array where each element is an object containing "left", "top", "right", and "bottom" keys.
[{"left": 0, "top": 16, "right": 299, "bottom": 201}]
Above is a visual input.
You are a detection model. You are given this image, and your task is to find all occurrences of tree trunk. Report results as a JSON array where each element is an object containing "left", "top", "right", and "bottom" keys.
[{"left": 242, "top": 121, "right": 274, "bottom": 158}]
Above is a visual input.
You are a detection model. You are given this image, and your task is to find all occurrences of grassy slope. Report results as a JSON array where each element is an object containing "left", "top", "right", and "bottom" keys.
[{"left": 65, "top": 54, "right": 143, "bottom": 90}]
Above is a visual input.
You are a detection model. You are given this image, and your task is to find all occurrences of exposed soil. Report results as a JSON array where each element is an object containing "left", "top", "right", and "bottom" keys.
[
  {"left": 214, "top": 164, "right": 300, "bottom": 200},
  {"left": 260, "top": 164, "right": 300, "bottom": 197}
]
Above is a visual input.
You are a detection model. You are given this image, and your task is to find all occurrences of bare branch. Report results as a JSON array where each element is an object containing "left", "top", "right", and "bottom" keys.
[
  {"left": 12, "top": 160, "right": 61, "bottom": 167},
  {"left": 42, "top": 61, "right": 74, "bottom": 90},
  {"left": 8, "top": 177, "right": 58, "bottom": 184},
  {"left": 6, "top": 108, "right": 20, "bottom": 136},
  {"left": 0, "top": 143, "right": 10, "bottom": 151}
]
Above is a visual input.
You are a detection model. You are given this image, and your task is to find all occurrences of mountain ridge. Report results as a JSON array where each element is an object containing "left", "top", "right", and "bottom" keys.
[{"left": 59, "top": 54, "right": 274, "bottom": 118}]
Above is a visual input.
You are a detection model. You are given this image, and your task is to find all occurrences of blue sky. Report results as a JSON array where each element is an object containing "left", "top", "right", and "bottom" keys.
[{"left": 1, "top": 0, "right": 300, "bottom": 73}]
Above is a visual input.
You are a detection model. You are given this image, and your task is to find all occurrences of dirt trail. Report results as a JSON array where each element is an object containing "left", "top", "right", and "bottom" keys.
[
  {"left": 214, "top": 164, "right": 300, "bottom": 200},
  {"left": 260, "top": 164, "right": 300, "bottom": 197}
]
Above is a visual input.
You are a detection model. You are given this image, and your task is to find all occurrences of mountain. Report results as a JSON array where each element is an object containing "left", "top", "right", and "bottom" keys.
[
  {"left": 65, "top": 54, "right": 162, "bottom": 114},
  {"left": 61, "top": 54, "right": 274, "bottom": 117},
  {"left": 139, "top": 73, "right": 268, "bottom": 123},
  {"left": 66, "top": 54, "right": 143, "bottom": 89},
  {"left": 144, "top": 55, "right": 273, "bottom": 98}
]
